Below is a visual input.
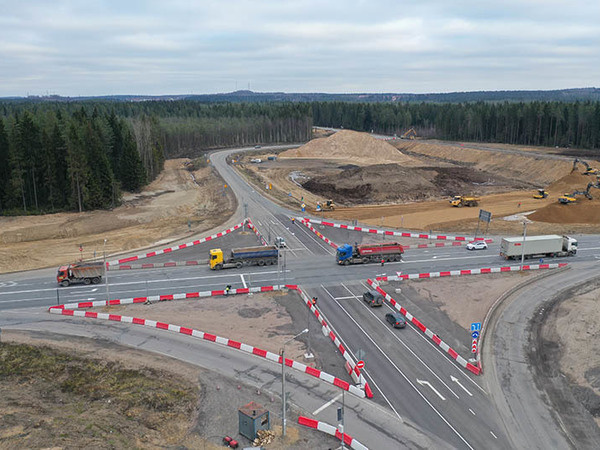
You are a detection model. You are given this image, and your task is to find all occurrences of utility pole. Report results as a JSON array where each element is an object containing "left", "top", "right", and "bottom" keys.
[
  {"left": 104, "top": 239, "right": 110, "bottom": 301},
  {"left": 520, "top": 220, "right": 528, "bottom": 270},
  {"left": 281, "top": 329, "right": 308, "bottom": 437}
]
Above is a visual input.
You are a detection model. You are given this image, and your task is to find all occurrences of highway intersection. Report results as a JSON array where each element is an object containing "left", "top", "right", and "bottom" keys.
[{"left": 2, "top": 145, "right": 600, "bottom": 449}]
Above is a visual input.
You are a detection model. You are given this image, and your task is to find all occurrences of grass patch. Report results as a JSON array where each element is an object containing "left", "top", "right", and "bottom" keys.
[{"left": 0, "top": 342, "right": 198, "bottom": 448}]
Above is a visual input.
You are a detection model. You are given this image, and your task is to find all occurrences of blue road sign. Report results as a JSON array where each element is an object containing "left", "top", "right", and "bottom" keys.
[
  {"left": 470, "top": 322, "right": 481, "bottom": 332},
  {"left": 472, "top": 331, "right": 480, "bottom": 339}
]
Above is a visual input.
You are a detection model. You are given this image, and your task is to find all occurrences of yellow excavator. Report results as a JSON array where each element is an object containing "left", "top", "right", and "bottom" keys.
[
  {"left": 400, "top": 128, "right": 417, "bottom": 140},
  {"left": 572, "top": 158, "right": 599, "bottom": 176},
  {"left": 558, "top": 180, "right": 600, "bottom": 204},
  {"left": 533, "top": 189, "right": 548, "bottom": 199}
]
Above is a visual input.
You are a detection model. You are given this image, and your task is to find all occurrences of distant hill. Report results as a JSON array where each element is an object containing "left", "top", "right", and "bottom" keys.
[{"left": 4, "top": 87, "right": 600, "bottom": 104}]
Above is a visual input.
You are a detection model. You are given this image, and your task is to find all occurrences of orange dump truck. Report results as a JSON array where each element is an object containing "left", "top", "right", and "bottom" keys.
[{"left": 57, "top": 262, "right": 105, "bottom": 287}]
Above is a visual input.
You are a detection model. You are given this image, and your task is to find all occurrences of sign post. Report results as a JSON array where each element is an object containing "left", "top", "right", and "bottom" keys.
[{"left": 470, "top": 322, "right": 481, "bottom": 353}]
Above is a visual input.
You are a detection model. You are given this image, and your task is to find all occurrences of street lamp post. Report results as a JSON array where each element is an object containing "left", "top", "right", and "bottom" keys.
[
  {"left": 520, "top": 220, "right": 528, "bottom": 270},
  {"left": 104, "top": 239, "right": 110, "bottom": 302},
  {"left": 281, "top": 328, "right": 309, "bottom": 437}
]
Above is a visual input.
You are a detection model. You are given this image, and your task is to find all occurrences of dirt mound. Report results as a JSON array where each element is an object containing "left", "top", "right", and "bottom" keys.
[
  {"left": 527, "top": 171, "right": 600, "bottom": 224},
  {"left": 301, "top": 164, "right": 527, "bottom": 205},
  {"left": 546, "top": 171, "right": 593, "bottom": 194},
  {"left": 392, "top": 140, "right": 574, "bottom": 186},
  {"left": 528, "top": 200, "right": 600, "bottom": 224},
  {"left": 279, "top": 130, "right": 420, "bottom": 166}
]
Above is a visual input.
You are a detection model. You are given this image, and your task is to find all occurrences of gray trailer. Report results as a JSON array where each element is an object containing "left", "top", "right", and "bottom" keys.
[{"left": 500, "top": 235, "right": 577, "bottom": 260}]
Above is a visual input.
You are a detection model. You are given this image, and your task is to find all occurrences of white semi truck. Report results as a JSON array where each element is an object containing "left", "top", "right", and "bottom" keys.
[{"left": 500, "top": 235, "right": 577, "bottom": 260}]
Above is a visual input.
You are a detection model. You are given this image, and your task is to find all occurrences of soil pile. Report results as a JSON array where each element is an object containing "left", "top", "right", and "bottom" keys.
[
  {"left": 392, "top": 140, "right": 575, "bottom": 186},
  {"left": 279, "top": 130, "right": 420, "bottom": 166},
  {"left": 529, "top": 172, "right": 600, "bottom": 224},
  {"left": 301, "top": 164, "right": 531, "bottom": 205}
]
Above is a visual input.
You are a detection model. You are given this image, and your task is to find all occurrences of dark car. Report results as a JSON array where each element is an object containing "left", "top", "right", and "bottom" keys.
[
  {"left": 386, "top": 312, "right": 406, "bottom": 328},
  {"left": 363, "top": 290, "right": 384, "bottom": 307}
]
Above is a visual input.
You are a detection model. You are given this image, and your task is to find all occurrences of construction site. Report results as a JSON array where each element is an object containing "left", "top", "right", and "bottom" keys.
[{"left": 235, "top": 129, "right": 600, "bottom": 235}]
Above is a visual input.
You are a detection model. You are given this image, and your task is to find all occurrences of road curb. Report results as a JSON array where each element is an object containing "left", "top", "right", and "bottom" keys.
[
  {"left": 48, "top": 284, "right": 367, "bottom": 399},
  {"left": 108, "top": 220, "right": 247, "bottom": 266},
  {"left": 477, "top": 264, "right": 571, "bottom": 374},
  {"left": 302, "top": 218, "right": 492, "bottom": 243}
]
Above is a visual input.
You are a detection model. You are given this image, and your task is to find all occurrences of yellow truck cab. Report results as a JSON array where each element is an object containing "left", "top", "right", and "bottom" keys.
[{"left": 209, "top": 249, "right": 224, "bottom": 269}]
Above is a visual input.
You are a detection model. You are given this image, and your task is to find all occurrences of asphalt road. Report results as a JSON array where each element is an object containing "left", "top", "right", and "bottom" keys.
[{"left": 1, "top": 143, "right": 599, "bottom": 449}]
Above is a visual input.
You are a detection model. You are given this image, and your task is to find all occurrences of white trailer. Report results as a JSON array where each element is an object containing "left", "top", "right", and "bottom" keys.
[{"left": 500, "top": 235, "right": 577, "bottom": 260}]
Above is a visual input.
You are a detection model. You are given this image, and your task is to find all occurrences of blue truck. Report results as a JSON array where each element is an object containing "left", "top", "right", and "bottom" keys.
[
  {"left": 337, "top": 242, "right": 404, "bottom": 265},
  {"left": 209, "top": 245, "right": 279, "bottom": 270}
]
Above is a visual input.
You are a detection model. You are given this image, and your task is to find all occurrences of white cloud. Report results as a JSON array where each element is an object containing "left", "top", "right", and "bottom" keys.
[{"left": 0, "top": 0, "right": 598, "bottom": 95}]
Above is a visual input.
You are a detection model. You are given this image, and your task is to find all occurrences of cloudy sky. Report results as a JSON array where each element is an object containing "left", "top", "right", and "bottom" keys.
[{"left": 1, "top": 0, "right": 599, "bottom": 96}]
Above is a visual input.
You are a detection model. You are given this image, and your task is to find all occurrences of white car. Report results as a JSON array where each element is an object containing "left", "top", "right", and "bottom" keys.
[{"left": 466, "top": 241, "right": 488, "bottom": 250}]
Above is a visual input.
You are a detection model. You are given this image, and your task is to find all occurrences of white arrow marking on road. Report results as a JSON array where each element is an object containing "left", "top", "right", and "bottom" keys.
[
  {"left": 0, "top": 281, "right": 17, "bottom": 288},
  {"left": 417, "top": 379, "right": 446, "bottom": 401},
  {"left": 451, "top": 375, "right": 473, "bottom": 396}
]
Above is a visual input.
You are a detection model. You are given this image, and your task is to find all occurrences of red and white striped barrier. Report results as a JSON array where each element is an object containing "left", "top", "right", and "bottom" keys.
[
  {"left": 402, "top": 241, "right": 466, "bottom": 250},
  {"left": 299, "top": 218, "right": 339, "bottom": 249},
  {"left": 107, "top": 221, "right": 247, "bottom": 266},
  {"left": 296, "top": 287, "right": 373, "bottom": 398},
  {"left": 375, "top": 263, "right": 568, "bottom": 282},
  {"left": 111, "top": 260, "right": 207, "bottom": 270},
  {"left": 302, "top": 218, "right": 492, "bottom": 243},
  {"left": 298, "top": 417, "right": 368, "bottom": 450},
  {"left": 366, "top": 279, "right": 481, "bottom": 375},
  {"left": 48, "top": 285, "right": 365, "bottom": 399},
  {"left": 245, "top": 218, "right": 268, "bottom": 246}
]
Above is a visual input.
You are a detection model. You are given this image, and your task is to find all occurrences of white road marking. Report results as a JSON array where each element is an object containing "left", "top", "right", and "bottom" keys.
[
  {"left": 417, "top": 379, "right": 446, "bottom": 401},
  {"left": 469, "top": 408, "right": 476, "bottom": 416},
  {"left": 240, "top": 274, "right": 247, "bottom": 288},
  {"left": 347, "top": 282, "right": 460, "bottom": 400},
  {"left": 312, "top": 393, "right": 342, "bottom": 415},
  {"left": 405, "top": 254, "right": 492, "bottom": 263},
  {"left": 319, "top": 285, "right": 403, "bottom": 423},
  {"left": 322, "top": 285, "right": 472, "bottom": 449},
  {"left": 0, "top": 270, "right": 286, "bottom": 297},
  {"left": 490, "top": 431, "right": 498, "bottom": 439},
  {"left": 451, "top": 375, "right": 473, "bottom": 396}
]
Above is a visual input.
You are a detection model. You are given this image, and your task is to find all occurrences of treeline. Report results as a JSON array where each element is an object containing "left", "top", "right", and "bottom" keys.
[
  {"left": 0, "top": 109, "right": 161, "bottom": 214},
  {"left": 1, "top": 101, "right": 313, "bottom": 158},
  {"left": 0, "top": 101, "right": 312, "bottom": 214},
  {"left": 312, "top": 101, "right": 600, "bottom": 149}
]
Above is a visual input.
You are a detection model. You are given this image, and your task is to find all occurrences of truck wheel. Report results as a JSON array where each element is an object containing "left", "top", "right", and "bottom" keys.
[
  {"left": 215, "top": 264, "right": 223, "bottom": 270},
  {"left": 236, "top": 262, "right": 243, "bottom": 269},
  {"left": 458, "top": 203, "right": 463, "bottom": 208},
  {"left": 343, "top": 260, "right": 350, "bottom": 266},
  {"left": 258, "top": 260, "right": 265, "bottom": 266},
  {"left": 92, "top": 277, "right": 100, "bottom": 284},
  {"left": 362, "top": 258, "right": 369, "bottom": 264},
  {"left": 84, "top": 278, "right": 91, "bottom": 285},
  {"left": 61, "top": 280, "right": 70, "bottom": 287},
  {"left": 395, "top": 255, "right": 402, "bottom": 261}
]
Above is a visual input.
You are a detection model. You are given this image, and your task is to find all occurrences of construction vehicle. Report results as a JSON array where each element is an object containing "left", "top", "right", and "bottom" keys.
[
  {"left": 500, "top": 235, "right": 577, "bottom": 260},
  {"left": 57, "top": 262, "right": 105, "bottom": 287},
  {"left": 400, "top": 128, "right": 417, "bottom": 140},
  {"left": 316, "top": 200, "right": 335, "bottom": 212},
  {"left": 209, "top": 246, "right": 279, "bottom": 270},
  {"left": 337, "top": 242, "right": 404, "bottom": 265},
  {"left": 572, "top": 158, "right": 599, "bottom": 176},
  {"left": 449, "top": 195, "right": 480, "bottom": 207},
  {"left": 559, "top": 179, "right": 600, "bottom": 203},
  {"left": 533, "top": 189, "right": 548, "bottom": 199},
  {"left": 558, "top": 191, "right": 585, "bottom": 204}
]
